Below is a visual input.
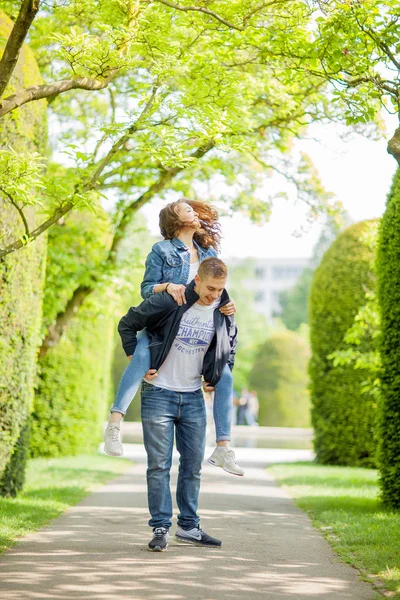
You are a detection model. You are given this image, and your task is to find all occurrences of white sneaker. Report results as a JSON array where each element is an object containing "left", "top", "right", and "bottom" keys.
[
  {"left": 104, "top": 423, "right": 123, "bottom": 456},
  {"left": 207, "top": 446, "right": 244, "bottom": 476}
]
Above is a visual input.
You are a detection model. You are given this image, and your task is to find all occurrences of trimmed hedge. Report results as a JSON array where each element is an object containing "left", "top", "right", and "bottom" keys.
[
  {"left": 0, "top": 10, "right": 47, "bottom": 495},
  {"left": 249, "top": 329, "right": 311, "bottom": 427},
  {"left": 376, "top": 168, "right": 400, "bottom": 508},
  {"left": 0, "top": 421, "right": 30, "bottom": 497},
  {"left": 31, "top": 211, "right": 114, "bottom": 457},
  {"left": 309, "top": 220, "right": 378, "bottom": 467},
  {"left": 31, "top": 296, "right": 115, "bottom": 457}
]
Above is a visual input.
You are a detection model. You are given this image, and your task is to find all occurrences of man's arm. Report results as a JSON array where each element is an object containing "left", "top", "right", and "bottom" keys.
[{"left": 118, "top": 292, "right": 176, "bottom": 357}]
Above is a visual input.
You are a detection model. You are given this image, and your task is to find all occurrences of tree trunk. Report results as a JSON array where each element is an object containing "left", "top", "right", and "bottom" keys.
[
  {"left": 387, "top": 127, "right": 400, "bottom": 165},
  {"left": 0, "top": 0, "right": 40, "bottom": 99},
  {"left": 39, "top": 285, "right": 93, "bottom": 358}
]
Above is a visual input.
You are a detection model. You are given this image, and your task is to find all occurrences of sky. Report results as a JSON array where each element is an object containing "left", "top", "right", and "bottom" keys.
[{"left": 140, "top": 113, "right": 398, "bottom": 261}]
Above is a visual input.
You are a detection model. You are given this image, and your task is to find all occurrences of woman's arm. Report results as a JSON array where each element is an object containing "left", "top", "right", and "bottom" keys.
[
  {"left": 141, "top": 245, "right": 166, "bottom": 299},
  {"left": 140, "top": 244, "right": 186, "bottom": 305}
]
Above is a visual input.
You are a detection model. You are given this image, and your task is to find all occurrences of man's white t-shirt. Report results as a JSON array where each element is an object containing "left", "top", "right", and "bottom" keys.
[{"left": 149, "top": 298, "right": 220, "bottom": 392}]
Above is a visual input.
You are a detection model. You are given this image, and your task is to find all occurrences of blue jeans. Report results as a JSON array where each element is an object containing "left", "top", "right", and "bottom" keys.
[
  {"left": 141, "top": 381, "right": 207, "bottom": 530},
  {"left": 110, "top": 331, "right": 232, "bottom": 442}
]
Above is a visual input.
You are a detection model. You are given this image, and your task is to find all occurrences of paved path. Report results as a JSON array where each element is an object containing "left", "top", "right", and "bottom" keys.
[{"left": 0, "top": 447, "right": 380, "bottom": 599}]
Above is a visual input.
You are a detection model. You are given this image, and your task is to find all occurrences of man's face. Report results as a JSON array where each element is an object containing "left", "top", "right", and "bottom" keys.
[{"left": 194, "top": 275, "right": 227, "bottom": 306}]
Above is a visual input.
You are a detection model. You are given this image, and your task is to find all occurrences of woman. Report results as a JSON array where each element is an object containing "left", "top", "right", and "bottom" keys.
[{"left": 104, "top": 198, "right": 244, "bottom": 476}]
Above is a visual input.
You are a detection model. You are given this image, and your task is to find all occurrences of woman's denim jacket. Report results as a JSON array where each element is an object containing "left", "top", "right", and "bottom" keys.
[{"left": 141, "top": 237, "right": 218, "bottom": 299}]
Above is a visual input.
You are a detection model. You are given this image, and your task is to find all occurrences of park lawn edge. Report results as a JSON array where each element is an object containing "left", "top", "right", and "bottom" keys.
[
  {"left": 267, "top": 462, "right": 399, "bottom": 600},
  {"left": 298, "top": 502, "right": 390, "bottom": 599},
  {"left": 0, "top": 453, "right": 133, "bottom": 555}
]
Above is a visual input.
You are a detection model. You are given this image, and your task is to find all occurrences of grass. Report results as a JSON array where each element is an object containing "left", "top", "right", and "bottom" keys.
[
  {"left": 268, "top": 462, "right": 400, "bottom": 598},
  {"left": 0, "top": 454, "right": 132, "bottom": 554}
]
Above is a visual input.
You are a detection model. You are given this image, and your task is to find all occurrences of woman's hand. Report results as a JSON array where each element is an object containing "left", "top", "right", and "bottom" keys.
[
  {"left": 203, "top": 381, "right": 215, "bottom": 393},
  {"left": 219, "top": 298, "right": 236, "bottom": 316},
  {"left": 166, "top": 283, "right": 187, "bottom": 306}
]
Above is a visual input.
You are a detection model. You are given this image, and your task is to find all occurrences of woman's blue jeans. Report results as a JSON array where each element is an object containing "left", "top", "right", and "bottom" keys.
[{"left": 110, "top": 330, "right": 233, "bottom": 442}]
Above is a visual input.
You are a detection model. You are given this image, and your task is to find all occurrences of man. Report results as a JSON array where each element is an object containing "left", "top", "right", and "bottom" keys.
[{"left": 118, "top": 257, "right": 237, "bottom": 552}]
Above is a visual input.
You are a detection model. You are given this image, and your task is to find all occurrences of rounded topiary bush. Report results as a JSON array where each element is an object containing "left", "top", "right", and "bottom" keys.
[
  {"left": 309, "top": 219, "right": 378, "bottom": 467},
  {"left": 249, "top": 329, "right": 311, "bottom": 427},
  {"left": 376, "top": 168, "right": 400, "bottom": 508},
  {"left": 0, "top": 10, "right": 47, "bottom": 495}
]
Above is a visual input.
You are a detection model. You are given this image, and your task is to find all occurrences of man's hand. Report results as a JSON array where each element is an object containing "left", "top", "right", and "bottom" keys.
[
  {"left": 144, "top": 369, "right": 158, "bottom": 382},
  {"left": 166, "top": 283, "right": 187, "bottom": 306},
  {"left": 202, "top": 381, "right": 215, "bottom": 393},
  {"left": 219, "top": 298, "right": 236, "bottom": 316}
]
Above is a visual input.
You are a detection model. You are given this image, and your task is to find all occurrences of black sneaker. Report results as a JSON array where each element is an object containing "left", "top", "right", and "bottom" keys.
[
  {"left": 175, "top": 525, "right": 222, "bottom": 547},
  {"left": 148, "top": 527, "right": 169, "bottom": 552}
]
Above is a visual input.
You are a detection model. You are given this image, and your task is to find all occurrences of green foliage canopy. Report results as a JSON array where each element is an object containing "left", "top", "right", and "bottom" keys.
[{"left": 0, "top": 0, "right": 344, "bottom": 261}]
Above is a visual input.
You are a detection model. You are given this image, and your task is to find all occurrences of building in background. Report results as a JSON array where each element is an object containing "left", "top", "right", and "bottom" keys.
[{"left": 227, "top": 257, "right": 310, "bottom": 321}]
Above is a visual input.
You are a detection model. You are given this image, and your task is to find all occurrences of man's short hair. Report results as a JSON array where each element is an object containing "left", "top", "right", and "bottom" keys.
[{"left": 198, "top": 257, "right": 228, "bottom": 280}]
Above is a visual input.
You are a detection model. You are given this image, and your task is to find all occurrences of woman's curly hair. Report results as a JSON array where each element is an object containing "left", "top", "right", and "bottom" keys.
[{"left": 159, "top": 198, "right": 221, "bottom": 251}]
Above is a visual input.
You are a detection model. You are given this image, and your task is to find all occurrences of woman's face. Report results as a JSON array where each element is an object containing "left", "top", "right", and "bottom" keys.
[{"left": 175, "top": 202, "right": 200, "bottom": 229}]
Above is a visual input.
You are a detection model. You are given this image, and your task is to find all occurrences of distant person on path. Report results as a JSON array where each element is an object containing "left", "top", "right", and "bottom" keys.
[
  {"left": 117, "top": 257, "right": 239, "bottom": 551},
  {"left": 104, "top": 198, "right": 243, "bottom": 475},
  {"left": 247, "top": 391, "right": 259, "bottom": 426},
  {"left": 237, "top": 389, "right": 258, "bottom": 425}
]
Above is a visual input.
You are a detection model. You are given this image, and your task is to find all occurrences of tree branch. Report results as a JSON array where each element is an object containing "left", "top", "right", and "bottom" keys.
[
  {"left": 38, "top": 285, "right": 93, "bottom": 358},
  {"left": 0, "top": 186, "right": 30, "bottom": 236},
  {"left": 243, "top": 0, "right": 287, "bottom": 24},
  {"left": 38, "top": 139, "right": 215, "bottom": 357},
  {"left": 0, "top": 0, "right": 40, "bottom": 99},
  {"left": 0, "top": 84, "right": 157, "bottom": 259},
  {"left": 154, "top": 0, "right": 244, "bottom": 30},
  {"left": 89, "top": 83, "right": 159, "bottom": 186},
  {"left": 351, "top": 9, "right": 400, "bottom": 71},
  {"left": 109, "top": 140, "right": 214, "bottom": 258},
  {"left": 0, "top": 74, "right": 117, "bottom": 118},
  {"left": 0, "top": 201, "right": 74, "bottom": 259},
  {"left": 387, "top": 127, "right": 400, "bottom": 166}
]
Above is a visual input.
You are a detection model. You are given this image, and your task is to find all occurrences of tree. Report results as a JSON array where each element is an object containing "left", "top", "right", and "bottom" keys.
[
  {"left": 277, "top": 0, "right": 400, "bottom": 501},
  {"left": 0, "top": 1, "right": 343, "bottom": 356},
  {"left": 257, "top": 0, "right": 400, "bottom": 161}
]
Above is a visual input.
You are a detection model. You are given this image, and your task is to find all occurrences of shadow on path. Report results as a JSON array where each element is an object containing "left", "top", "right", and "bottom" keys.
[{"left": 0, "top": 457, "right": 380, "bottom": 599}]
